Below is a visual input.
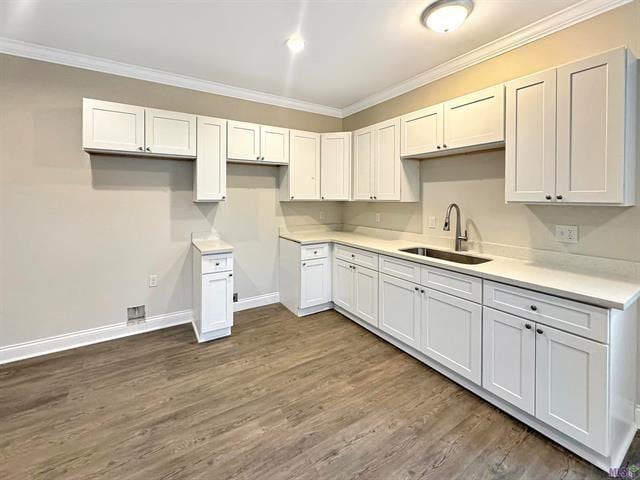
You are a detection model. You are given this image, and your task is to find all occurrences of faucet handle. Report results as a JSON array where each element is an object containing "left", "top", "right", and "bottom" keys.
[{"left": 459, "top": 229, "right": 469, "bottom": 241}]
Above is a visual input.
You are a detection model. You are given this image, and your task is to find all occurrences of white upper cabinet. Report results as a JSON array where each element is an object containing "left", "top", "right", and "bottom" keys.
[
  {"left": 281, "top": 130, "right": 321, "bottom": 201},
  {"left": 194, "top": 116, "right": 226, "bottom": 202},
  {"left": 374, "top": 118, "right": 402, "bottom": 201},
  {"left": 505, "top": 69, "right": 557, "bottom": 203},
  {"left": 353, "top": 126, "right": 375, "bottom": 200},
  {"left": 556, "top": 48, "right": 636, "bottom": 205},
  {"left": 145, "top": 108, "right": 196, "bottom": 157},
  {"left": 320, "top": 132, "right": 351, "bottom": 201},
  {"left": 83, "top": 99, "right": 145, "bottom": 153},
  {"left": 260, "top": 125, "right": 290, "bottom": 164},
  {"left": 400, "top": 104, "right": 444, "bottom": 157},
  {"left": 227, "top": 120, "right": 261, "bottom": 161},
  {"left": 443, "top": 85, "right": 505, "bottom": 150}
]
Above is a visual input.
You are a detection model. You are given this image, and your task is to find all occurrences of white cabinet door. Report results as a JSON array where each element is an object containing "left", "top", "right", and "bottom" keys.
[
  {"left": 300, "top": 257, "right": 331, "bottom": 308},
  {"left": 202, "top": 271, "right": 234, "bottom": 332},
  {"left": 333, "top": 259, "right": 355, "bottom": 312},
  {"left": 556, "top": 48, "right": 627, "bottom": 204},
  {"left": 535, "top": 324, "right": 609, "bottom": 455},
  {"left": 144, "top": 108, "right": 196, "bottom": 157},
  {"left": 353, "top": 265, "right": 378, "bottom": 327},
  {"left": 444, "top": 85, "right": 505, "bottom": 150},
  {"left": 373, "top": 118, "right": 401, "bottom": 201},
  {"left": 227, "top": 120, "right": 261, "bottom": 161},
  {"left": 321, "top": 132, "right": 351, "bottom": 200},
  {"left": 400, "top": 104, "right": 444, "bottom": 157},
  {"left": 421, "top": 288, "right": 482, "bottom": 385},
  {"left": 260, "top": 125, "right": 289, "bottom": 164},
  {"left": 290, "top": 130, "right": 321, "bottom": 200},
  {"left": 353, "top": 126, "right": 375, "bottom": 200},
  {"left": 82, "top": 98, "right": 145, "bottom": 153},
  {"left": 505, "top": 70, "right": 557, "bottom": 203},
  {"left": 194, "top": 116, "right": 226, "bottom": 202},
  {"left": 482, "top": 308, "right": 535, "bottom": 414},
  {"left": 379, "top": 273, "right": 421, "bottom": 349}
]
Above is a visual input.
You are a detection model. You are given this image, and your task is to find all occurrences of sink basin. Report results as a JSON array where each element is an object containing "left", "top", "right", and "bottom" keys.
[{"left": 399, "top": 247, "right": 491, "bottom": 265}]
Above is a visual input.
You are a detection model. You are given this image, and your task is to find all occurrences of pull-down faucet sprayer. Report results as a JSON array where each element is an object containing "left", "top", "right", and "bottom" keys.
[{"left": 443, "top": 203, "right": 468, "bottom": 252}]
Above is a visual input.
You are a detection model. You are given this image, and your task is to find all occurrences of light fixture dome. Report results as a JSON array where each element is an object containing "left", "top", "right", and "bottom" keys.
[
  {"left": 422, "top": 0, "right": 473, "bottom": 33},
  {"left": 286, "top": 34, "right": 305, "bottom": 53}
]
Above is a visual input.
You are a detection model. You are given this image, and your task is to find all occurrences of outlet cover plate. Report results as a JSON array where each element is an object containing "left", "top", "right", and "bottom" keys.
[{"left": 555, "top": 225, "right": 578, "bottom": 244}]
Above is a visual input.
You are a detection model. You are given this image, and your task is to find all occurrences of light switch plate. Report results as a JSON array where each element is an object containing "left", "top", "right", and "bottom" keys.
[
  {"left": 148, "top": 274, "right": 158, "bottom": 287},
  {"left": 555, "top": 225, "right": 578, "bottom": 244},
  {"left": 428, "top": 216, "right": 436, "bottom": 229}
]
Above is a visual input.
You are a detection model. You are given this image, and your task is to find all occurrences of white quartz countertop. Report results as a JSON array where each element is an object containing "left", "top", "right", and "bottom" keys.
[
  {"left": 280, "top": 231, "right": 640, "bottom": 310},
  {"left": 192, "top": 238, "right": 234, "bottom": 254}
]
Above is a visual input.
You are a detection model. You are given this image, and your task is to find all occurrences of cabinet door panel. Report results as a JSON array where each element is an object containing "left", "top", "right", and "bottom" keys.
[
  {"left": 444, "top": 85, "right": 505, "bottom": 150},
  {"left": 202, "top": 271, "right": 233, "bottom": 332},
  {"left": 321, "top": 132, "right": 351, "bottom": 200},
  {"left": 301, "top": 258, "right": 331, "bottom": 308},
  {"left": 374, "top": 118, "right": 401, "bottom": 201},
  {"left": 536, "top": 325, "right": 609, "bottom": 455},
  {"left": 505, "top": 70, "right": 557, "bottom": 203},
  {"left": 421, "top": 289, "right": 482, "bottom": 385},
  {"left": 379, "top": 273, "right": 421, "bottom": 349},
  {"left": 290, "top": 130, "right": 321, "bottom": 200},
  {"left": 353, "top": 126, "right": 375, "bottom": 200},
  {"left": 556, "top": 49, "right": 626, "bottom": 203},
  {"left": 145, "top": 108, "right": 196, "bottom": 157},
  {"left": 400, "top": 104, "right": 444, "bottom": 156},
  {"left": 260, "top": 125, "right": 289, "bottom": 164},
  {"left": 333, "top": 259, "right": 355, "bottom": 313},
  {"left": 227, "top": 120, "right": 261, "bottom": 161},
  {"left": 82, "top": 98, "right": 144, "bottom": 153},
  {"left": 482, "top": 308, "right": 535, "bottom": 414},
  {"left": 194, "top": 116, "right": 226, "bottom": 202},
  {"left": 354, "top": 266, "right": 378, "bottom": 327}
]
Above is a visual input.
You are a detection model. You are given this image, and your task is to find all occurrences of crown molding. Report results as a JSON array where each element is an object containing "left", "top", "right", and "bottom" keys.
[
  {"left": 0, "top": 37, "right": 343, "bottom": 118},
  {"left": 341, "top": 0, "right": 633, "bottom": 117}
]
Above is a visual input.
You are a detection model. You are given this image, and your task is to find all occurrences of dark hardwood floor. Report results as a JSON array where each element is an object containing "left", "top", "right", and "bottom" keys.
[{"left": 1, "top": 304, "right": 638, "bottom": 479}]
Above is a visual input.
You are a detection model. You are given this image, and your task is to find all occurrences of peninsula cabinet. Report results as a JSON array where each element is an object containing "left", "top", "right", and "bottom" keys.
[
  {"left": 83, "top": 98, "right": 196, "bottom": 158},
  {"left": 279, "top": 130, "right": 321, "bottom": 201},
  {"left": 194, "top": 116, "right": 226, "bottom": 202},
  {"left": 506, "top": 47, "right": 637, "bottom": 205},
  {"left": 227, "top": 121, "right": 290, "bottom": 165},
  {"left": 353, "top": 119, "right": 420, "bottom": 202}
]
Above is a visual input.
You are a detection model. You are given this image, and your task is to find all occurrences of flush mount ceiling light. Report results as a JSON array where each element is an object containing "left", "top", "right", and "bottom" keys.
[
  {"left": 286, "top": 34, "right": 305, "bottom": 53},
  {"left": 421, "top": 0, "right": 474, "bottom": 33}
]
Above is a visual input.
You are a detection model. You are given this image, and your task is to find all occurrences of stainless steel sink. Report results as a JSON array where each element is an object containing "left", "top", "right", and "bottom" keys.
[{"left": 399, "top": 247, "right": 491, "bottom": 265}]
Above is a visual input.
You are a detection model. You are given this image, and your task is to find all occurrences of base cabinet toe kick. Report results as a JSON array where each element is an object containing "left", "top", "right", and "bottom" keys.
[{"left": 278, "top": 237, "right": 638, "bottom": 471}]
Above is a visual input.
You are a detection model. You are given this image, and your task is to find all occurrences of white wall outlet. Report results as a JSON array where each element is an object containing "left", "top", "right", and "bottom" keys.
[
  {"left": 319, "top": 210, "right": 325, "bottom": 221},
  {"left": 428, "top": 216, "right": 437, "bottom": 229},
  {"left": 148, "top": 274, "right": 159, "bottom": 287},
  {"left": 375, "top": 212, "right": 381, "bottom": 223},
  {"left": 555, "top": 225, "right": 578, "bottom": 244}
]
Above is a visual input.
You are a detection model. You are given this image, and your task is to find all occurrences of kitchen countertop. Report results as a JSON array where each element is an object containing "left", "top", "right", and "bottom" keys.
[
  {"left": 192, "top": 238, "right": 234, "bottom": 255},
  {"left": 280, "top": 231, "right": 640, "bottom": 310}
]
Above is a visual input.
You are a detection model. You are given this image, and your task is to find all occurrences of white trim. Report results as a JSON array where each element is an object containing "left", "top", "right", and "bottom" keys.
[
  {"left": 341, "top": 0, "right": 633, "bottom": 116},
  {"left": 0, "top": 310, "right": 192, "bottom": 365},
  {"left": 234, "top": 292, "right": 280, "bottom": 312},
  {"left": 635, "top": 404, "right": 640, "bottom": 428},
  {"left": 0, "top": 37, "right": 342, "bottom": 118}
]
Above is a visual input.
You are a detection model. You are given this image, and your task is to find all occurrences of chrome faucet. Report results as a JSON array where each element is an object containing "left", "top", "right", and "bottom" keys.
[{"left": 443, "top": 203, "right": 468, "bottom": 252}]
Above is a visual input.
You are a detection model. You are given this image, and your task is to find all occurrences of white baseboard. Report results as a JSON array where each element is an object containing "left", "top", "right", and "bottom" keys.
[
  {"left": 635, "top": 404, "right": 640, "bottom": 428},
  {"left": 0, "top": 310, "right": 192, "bottom": 365},
  {"left": 234, "top": 292, "right": 280, "bottom": 312}
]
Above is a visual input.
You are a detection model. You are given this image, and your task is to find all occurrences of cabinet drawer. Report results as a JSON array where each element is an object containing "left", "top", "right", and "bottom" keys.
[
  {"left": 335, "top": 244, "right": 378, "bottom": 270},
  {"left": 202, "top": 253, "right": 233, "bottom": 274},
  {"left": 421, "top": 266, "right": 482, "bottom": 303},
  {"left": 379, "top": 255, "right": 421, "bottom": 283},
  {"left": 483, "top": 281, "right": 609, "bottom": 343},
  {"left": 301, "top": 243, "right": 329, "bottom": 260}
]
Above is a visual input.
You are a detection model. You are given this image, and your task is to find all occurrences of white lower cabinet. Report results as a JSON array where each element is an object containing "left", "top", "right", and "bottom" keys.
[
  {"left": 483, "top": 307, "right": 535, "bottom": 414},
  {"left": 378, "top": 273, "right": 421, "bottom": 349},
  {"left": 536, "top": 324, "right": 609, "bottom": 455},
  {"left": 421, "top": 289, "right": 482, "bottom": 385},
  {"left": 333, "top": 259, "right": 355, "bottom": 312},
  {"left": 353, "top": 265, "right": 378, "bottom": 327},
  {"left": 300, "top": 257, "right": 331, "bottom": 309}
]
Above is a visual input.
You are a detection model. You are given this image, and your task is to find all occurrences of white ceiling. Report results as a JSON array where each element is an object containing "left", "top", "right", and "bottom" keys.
[{"left": 0, "top": 0, "right": 599, "bottom": 113}]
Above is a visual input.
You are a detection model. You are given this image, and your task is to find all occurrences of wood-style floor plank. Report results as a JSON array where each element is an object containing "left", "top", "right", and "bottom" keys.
[{"left": 1, "top": 304, "right": 638, "bottom": 479}]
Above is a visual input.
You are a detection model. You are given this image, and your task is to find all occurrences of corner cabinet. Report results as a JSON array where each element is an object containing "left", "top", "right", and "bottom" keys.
[
  {"left": 194, "top": 116, "right": 226, "bottom": 202},
  {"left": 280, "top": 130, "right": 321, "bottom": 201},
  {"left": 506, "top": 47, "right": 637, "bottom": 205}
]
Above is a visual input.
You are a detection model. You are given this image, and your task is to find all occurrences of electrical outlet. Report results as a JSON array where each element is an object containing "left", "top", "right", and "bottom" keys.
[
  {"left": 375, "top": 212, "right": 381, "bottom": 223},
  {"left": 428, "top": 216, "right": 437, "bottom": 229},
  {"left": 555, "top": 225, "right": 578, "bottom": 244},
  {"left": 148, "top": 274, "right": 158, "bottom": 287},
  {"left": 233, "top": 293, "right": 238, "bottom": 302},
  {"left": 319, "top": 211, "right": 325, "bottom": 221}
]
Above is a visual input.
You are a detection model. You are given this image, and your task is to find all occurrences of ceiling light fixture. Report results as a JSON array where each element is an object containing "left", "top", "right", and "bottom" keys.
[
  {"left": 286, "top": 34, "right": 305, "bottom": 53},
  {"left": 421, "top": 0, "right": 473, "bottom": 33}
]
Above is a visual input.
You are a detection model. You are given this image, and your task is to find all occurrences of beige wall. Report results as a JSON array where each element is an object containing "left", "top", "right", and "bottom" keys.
[
  {"left": 343, "top": 0, "right": 640, "bottom": 262},
  {"left": 0, "top": 54, "right": 342, "bottom": 347}
]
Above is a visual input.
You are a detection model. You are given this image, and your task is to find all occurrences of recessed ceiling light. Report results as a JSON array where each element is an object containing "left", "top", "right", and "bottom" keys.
[
  {"left": 286, "top": 34, "right": 305, "bottom": 53},
  {"left": 421, "top": 0, "right": 473, "bottom": 33}
]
